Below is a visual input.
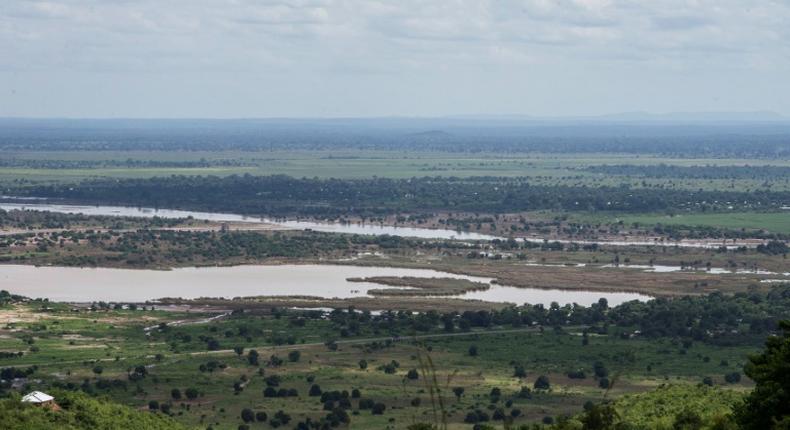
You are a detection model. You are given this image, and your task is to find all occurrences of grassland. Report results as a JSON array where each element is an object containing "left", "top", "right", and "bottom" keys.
[
  {"left": 0, "top": 302, "right": 758, "bottom": 429},
  {"left": 614, "top": 212, "right": 790, "bottom": 234},
  {"left": 3, "top": 150, "right": 790, "bottom": 192}
]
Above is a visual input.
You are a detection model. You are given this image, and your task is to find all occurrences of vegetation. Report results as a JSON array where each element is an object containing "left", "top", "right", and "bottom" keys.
[
  {"left": 1, "top": 121, "right": 789, "bottom": 428},
  {"left": 0, "top": 390, "right": 186, "bottom": 430},
  {"left": 10, "top": 175, "right": 790, "bottom": 217},
  {"left": 735, "top": 321, "right": 790, "bottom": 429}
]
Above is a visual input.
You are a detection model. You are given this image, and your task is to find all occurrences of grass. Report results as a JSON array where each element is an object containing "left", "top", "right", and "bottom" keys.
[
  {"left": 569, "top": 211, "right": 790, "bottom": 234},
  {"left": 2, "top": 150, "right": 790, "bottom": 192},
  {"left": 0, "top": 303, "right": 757, "bottom": 429}
]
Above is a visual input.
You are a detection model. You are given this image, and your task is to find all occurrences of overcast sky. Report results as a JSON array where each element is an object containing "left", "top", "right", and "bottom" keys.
[{"left": 1, "top": 0, "right": 789, "bottom": 118}]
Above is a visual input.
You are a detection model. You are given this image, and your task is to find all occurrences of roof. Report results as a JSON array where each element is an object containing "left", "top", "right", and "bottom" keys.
[{"left": 22, "top": 391, "right": 54, "bottom": 403}]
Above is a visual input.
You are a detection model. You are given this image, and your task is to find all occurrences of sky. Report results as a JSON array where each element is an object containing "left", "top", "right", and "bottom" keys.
[{"left": 1, "top": 0, "right": 789, "bottom": 118}]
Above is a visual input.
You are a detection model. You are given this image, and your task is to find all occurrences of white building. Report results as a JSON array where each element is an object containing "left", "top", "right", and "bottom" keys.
[{"left": 21, "top": 391, "right": 55, "bottom": 405}]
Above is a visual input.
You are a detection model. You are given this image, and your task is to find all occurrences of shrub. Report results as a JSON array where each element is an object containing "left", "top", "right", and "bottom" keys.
[
  {"left": 534, "top": 375, "right": 551, "bottom": 390},
  {"left": 184, "top": 387, "right": 199, "bottom": 400}
]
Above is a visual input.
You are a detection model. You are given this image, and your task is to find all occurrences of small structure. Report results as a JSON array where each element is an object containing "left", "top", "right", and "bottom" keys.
[{"left": 21, "top": 391, "right": 58, "bottom": 409}]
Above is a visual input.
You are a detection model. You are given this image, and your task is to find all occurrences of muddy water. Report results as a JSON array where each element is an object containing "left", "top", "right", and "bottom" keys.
[{"left": 0, "top": 264, "right": 648, "bottom": 306}]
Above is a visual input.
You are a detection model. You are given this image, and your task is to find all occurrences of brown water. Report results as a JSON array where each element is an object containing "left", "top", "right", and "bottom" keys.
[{"left": 0, "top": 264, "right": 648, "bottom": 306}]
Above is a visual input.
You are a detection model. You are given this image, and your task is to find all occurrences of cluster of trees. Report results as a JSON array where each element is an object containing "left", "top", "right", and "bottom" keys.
[
  {"left": 584, "top": 164, "right": 790, "bottom": 180},
  {"left": 0, "top": 208, "right": 183, "bottom": 230},
  {"left": 14, "top": 175, "right": 790, "bottom": 217},
  {"left": 3, "top": 229, "right": 424, "bottom": 267},
  {"left": 651, "top": 223, "right": 790, "bottom": 241},
  {"left": 0, "top": 158, "right": 245, "bottom": 169},
  {"left": 318, "top": 285, "right": 790, "bottom": 346},
  {"left": 0, "top": 290, "right": 26, "bottom": 305},
  {"left": 3, "top": 119, "right": 789, "bottom": 157}
]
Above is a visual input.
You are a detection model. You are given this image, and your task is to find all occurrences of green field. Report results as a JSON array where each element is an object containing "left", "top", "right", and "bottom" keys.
[
  {"left": 0, "top": 302, "right": 759, "bottom": 429},
  {"left": 3, "top": 150, "right": 790, "bottom": 193},
  {"left": 612, "top": 212, "right": 790, "bottom": 234}
]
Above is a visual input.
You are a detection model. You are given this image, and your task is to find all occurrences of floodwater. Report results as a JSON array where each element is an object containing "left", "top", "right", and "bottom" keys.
[
  {"left": 0, "top": 264, "right": 648, "bottom": 306},
  {"left": 0, "top": 202, "right": 499, "bottom": 241},
  {"left": 0, "top": 202, "right": 763, "bottom": 248}
]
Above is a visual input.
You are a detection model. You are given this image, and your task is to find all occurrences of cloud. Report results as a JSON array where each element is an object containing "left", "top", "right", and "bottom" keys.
[{"left": 0, "top": 0, "right": 789, "bottom": 116}]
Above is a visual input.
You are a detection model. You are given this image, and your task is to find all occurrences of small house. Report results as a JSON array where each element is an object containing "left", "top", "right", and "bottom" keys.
[{"left": 21, "top": 391, "right": 58, "bottom": 409}]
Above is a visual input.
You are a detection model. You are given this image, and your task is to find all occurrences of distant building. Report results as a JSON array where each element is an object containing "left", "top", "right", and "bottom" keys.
[{"left": 21, "top": 391, "right": 58, "bottom": 410}]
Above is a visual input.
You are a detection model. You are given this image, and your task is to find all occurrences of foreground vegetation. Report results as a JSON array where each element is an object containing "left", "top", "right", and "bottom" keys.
[
  {"left": 1, "top": 120, "right": 789, "bottom": 428},
  {"left": 1, "top": 284, "right": 789, "bottom": 429}
]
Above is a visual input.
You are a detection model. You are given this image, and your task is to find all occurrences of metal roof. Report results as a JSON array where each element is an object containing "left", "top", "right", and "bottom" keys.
[{"left": 22, "top": 391, "right": 54, "bottom": 403}]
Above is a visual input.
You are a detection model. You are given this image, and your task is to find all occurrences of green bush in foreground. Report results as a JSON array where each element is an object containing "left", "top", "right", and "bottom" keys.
[
  {"left": 550, "top": 384, "right": 741, "bottom": 430},
  {"left": 735, "top": 320, "right": 790, "bottom": 430},
  {"left": 0, "top": 390, "right": 186, "bottom": 430}
]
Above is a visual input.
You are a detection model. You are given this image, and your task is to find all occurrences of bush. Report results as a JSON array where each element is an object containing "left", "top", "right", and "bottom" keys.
[
  {"left": 724, "top": 372, "right": 741, "bottom": 384},
  {"left": 534, "top": 375, "right": 550, "bottom": 390},
  {"left": 358, "top": 399, "right": 375, "bottom": 410},
  {"left": 184, "top": 387, "right": 199, "bottom": 400},
  {"left": 593, "top": 361, "right": 608, "bottom": 378},
  {"left": 735, "top": 320, "right": 790, "bottom": 429},
  {"left": 241, "top": 408, "right": 255, "bottom": 423},
  {"left": 567, "top": 370, "right": 586, "bottom": 379}
]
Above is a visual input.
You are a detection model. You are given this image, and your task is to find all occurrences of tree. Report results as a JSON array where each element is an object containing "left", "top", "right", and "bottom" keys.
[
  {"left": 358, "top": 359, "right": 368, "bottom": 370},
  {"left": 580, "top": 403, "right": 618, "bottom": 430},
  {"left": 233, "top": 346, "right": 244, "bottom": 356},
  {"left": 452, "top": 387, "right": 465, "bottom": 400},
  {"left": 241, "top": 408, "right": 255, "bottom": 423},
  {"left": 406, "top": 369, "right": 419, "bottom": 380},
  {"left": 309, "top": 384, "right": 322, "bottom": 396},
  {"left": 269, "top": 355, "right": 283, "bottom": 367},
  {"left": 92, "top": 365, "right": 103, "bottom": 375},
  {"left": 673, "top": 409, "right": 703, "bottom": 430},
  {"left": 288, "top": 350, "right": 301, "bottom": 362},
  {"left": 724, "top": 372, "right": 741, "bottom": 384},
  {"left": 468, "top": 345, "right": 478, "bottom": 357},
  {"left": 247, "top": 349, "right": 259, "bottom": 366},
  {"left": 593, "top": 361, "right": 608, "bottom": 378},
  {"left": 170, "top": 388, "right": 181, "bottom": 400},
  {"left": 736, "top": 320, "right": 790, "bottom": 429},
  {"left": 185, "top": 387, "right": 199, "bottom": 400},
  {"left": 534, "top": 375, "right": 550, "bottom": 390},
  {"left": 371, "top": 403, "right": 386, "bottom": 415},
  {"left": 513, "top": 365, "right": 527, "bottom": 378}
]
